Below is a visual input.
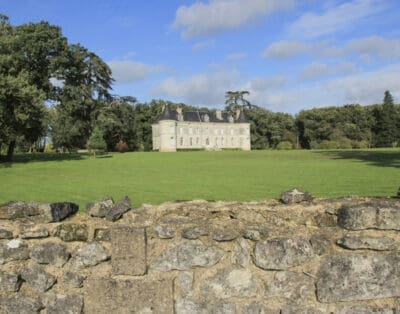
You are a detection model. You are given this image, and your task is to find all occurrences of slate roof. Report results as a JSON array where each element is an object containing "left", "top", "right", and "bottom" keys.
[{"left": 158, "top": 106, "right": 248, "bottom": 123}]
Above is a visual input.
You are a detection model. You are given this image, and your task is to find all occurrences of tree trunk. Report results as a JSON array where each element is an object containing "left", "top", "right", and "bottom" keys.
[{"left": 6, "top": 140, "right": 16, "bottom": 162}]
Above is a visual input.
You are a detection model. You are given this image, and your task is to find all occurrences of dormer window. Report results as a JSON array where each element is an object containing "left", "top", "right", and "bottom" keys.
[
  {"left": 228, "top": 115, "right": 234, "bottom": 123},
  {"left": 203, "top": 114, "right": 209, "bottom": 122}
]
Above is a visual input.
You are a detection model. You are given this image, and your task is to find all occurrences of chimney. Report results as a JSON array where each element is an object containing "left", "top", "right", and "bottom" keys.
[
  {"left": 176, "top": 105, "right": 183, "bottom": 121},
  {"left": 235, "top": 109, "right": 241, "bottom": 120},
  {"left": 216, "top": 110, "right": 222, "bottom": 120}
]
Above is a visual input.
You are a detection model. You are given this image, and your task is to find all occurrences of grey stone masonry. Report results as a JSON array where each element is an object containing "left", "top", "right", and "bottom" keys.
[{"left": 111, "top": 226, "right": 146, "bottom": 275}]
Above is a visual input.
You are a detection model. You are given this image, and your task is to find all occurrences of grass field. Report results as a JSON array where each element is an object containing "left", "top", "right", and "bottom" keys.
[{"left": 0, "top": 149, "right": 399, "bottom": 209}]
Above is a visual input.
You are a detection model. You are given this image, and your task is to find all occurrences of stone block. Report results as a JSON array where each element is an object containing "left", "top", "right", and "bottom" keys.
[
  {"left": 182, "top": 226, "right": 209, "bottom": 239},
  {"left": 0, "top": 271, "right": 21, "bottom": 292},
  {"left": 0, "top": 201, "right": 41, "bottom": 219},
  {"left": 338, "top": 201, "right": 400, "bottom": 230},
  {"left": 0, "top": 239, "right": 29, "bottom": 264},
  {"left": 86, "top": 196, "right": 114, "bottom": 217},
  {"left": 53, "top": 223, "right": 88, "bottom": 242},
  {"left": 317, "top": 253, "right": 400, "bottom": 302},
  {"left": 175, "top": 299, "right": 236, "bottom": 314},
  {"left": 20, "top": 227, "right": 49, "bottom": 239},
  {"left": 21, "top": 264, "right": 56, "bottom": 292},
  {"left": 0, "top": 296, "right": 43, "bottom": 313},
  {"left": 0, "top": 227, "right": 13, "bottom": 239},
  {"left": 85, "top": 278, "right": 173, "bottom": 313},
  {"left": 212, "top": 228, "right": 238, "bottom": 241},
  {"left": 155, "top": 225, "right": 175, "bottom": 239},
  {"left": 337, "top": 236, "right": 400, "bottom": 251},
  {"left": 94, "top": 228, "right": 110, "bottom": 241},
  {"left": 111, "top": 226, "right": 146, "bottom": 275},
  {"left": 105, "top": 196, "right": 131, "bottom": 221},
  {"left": 30, "top": 242, "right": 70, "bottom": 267},
  {"left": 63, "top": 271, "right": 85, "bottom": 288},
  {"left": 70, "top": 242, "right": 110, "bottom": 268},
  {"left": 202, "top": 268, "right": 258, "bottom": 298},
  {"left": 242, "top": 303, "right": 279, "bottom": 314},
  {"left": 254, "top": 237, "right": 314, "bottom": 270},
  {"left": 152, "top": 240, "right": 224, "bottom": 271},
  {"left": 45, "top": 294, "right": 84, "bottom": 314},
  {"left": 280, "top": 188, "right": 313, "bottom": 204},
  {"left": 264, "top": 271, "right": 314, "bottom": 302}
]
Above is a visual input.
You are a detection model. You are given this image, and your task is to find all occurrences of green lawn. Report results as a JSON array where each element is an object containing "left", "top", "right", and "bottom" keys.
[{"left": 0, "top": 149, "right": 399, "bottom": 209}]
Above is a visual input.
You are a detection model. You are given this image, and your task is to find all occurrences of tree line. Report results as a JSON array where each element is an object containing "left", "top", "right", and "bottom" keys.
[{"left": 1, "top": 16, "right": 399, "bottom": 161}]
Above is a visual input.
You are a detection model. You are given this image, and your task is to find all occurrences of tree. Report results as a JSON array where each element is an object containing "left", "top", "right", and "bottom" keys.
[
  {"left": 373, "top": 90, "right": 399, "bottom": 147},
  {"left": 87, "top": 126, "right": 106, "bottom": 158},
  {"left": 225, "top": 91, "right": 251, "bottom": 116}
]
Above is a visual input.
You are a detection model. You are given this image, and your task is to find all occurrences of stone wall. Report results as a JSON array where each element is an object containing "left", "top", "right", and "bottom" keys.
[{"left": 1, "top": 196, "right": 400, "bottom": 313}]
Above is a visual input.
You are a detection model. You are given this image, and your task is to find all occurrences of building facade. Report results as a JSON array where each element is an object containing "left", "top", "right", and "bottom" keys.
[{"left": 152, "top": 106, "right": 251, "bottom": 152}]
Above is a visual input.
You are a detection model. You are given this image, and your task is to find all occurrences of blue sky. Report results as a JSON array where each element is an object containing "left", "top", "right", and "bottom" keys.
[{"left": 2, "top": 0, "right": 400, "bottom": 113}]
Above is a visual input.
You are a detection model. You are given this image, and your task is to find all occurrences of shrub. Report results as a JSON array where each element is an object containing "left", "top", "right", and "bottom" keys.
[
  {"left": 337, "top": 138, "right": 352, "bottom": 149},
  {"left": 318, "top": 140, "right": 339, "bottom": 149},
  {"left": 276, "top": 141, "right": 293, "bottom": 150},
  {"left": 44, "top": 143, "right": 54, "bottom": 153},
  {"left": 352, "top": 140, "right": 369, "bottom": 149},
  {"left": 87, "top": 127, "right": 106, "bottom": 158},
  {"left": 115, "top": 141, "right": 129, "bottom": 153}
]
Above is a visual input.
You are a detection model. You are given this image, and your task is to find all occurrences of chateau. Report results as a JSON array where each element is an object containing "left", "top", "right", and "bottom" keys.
[{"left": 152, "top": 106, "right": 251, "bottom": 152}]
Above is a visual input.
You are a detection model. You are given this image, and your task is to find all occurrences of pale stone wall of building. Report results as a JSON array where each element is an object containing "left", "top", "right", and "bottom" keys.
[{"left": 152, "top": 119, "right": 251, "bottom": 152}]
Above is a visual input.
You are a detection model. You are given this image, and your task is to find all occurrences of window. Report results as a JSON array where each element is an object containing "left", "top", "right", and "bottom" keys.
[
  {"left": 196, "top": 137, "right": 199, "bottom": 145},
  {"left": 206, "top": 138, "right": 209, "bottom": 145},
  {"left": 189, "top": 128, "right": 193, "bottom": 135},
  {"left": 230, "top": 129, "right": 234, "bottom": 135},
  {"left": 170, "top": 137, "right": 174, "bottom": 145},
  {"left": 221, "top": 129, "right": 224, "bottom": 135},
  {"left": 231, "top": 137, "right": 234, "bottom": 146},
  {"left": 190, "top": 138, "right": 193, "bottom": 146},
  {"left": 179, "top": 127, "right": 183, "bottom": 135},
  {"left": 180, "top": 137, "right": 183, "bottom": 146},
  {"left": 170, "top": 126, "right": 175, "bottom": 134}
]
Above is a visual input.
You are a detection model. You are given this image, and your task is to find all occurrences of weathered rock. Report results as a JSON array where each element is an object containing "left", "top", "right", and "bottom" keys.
[
  {"left": 20, "top": 227, "right": 49, "bottom": 239},
  {"left": 280, "top": 307, "right": 325, "bottom": 314},
  {"left": 0, "top": 271, "right": 21, "bottom": 292},
  {"left": 94, "top": 228, "right": 110, "bottom": 241},
  {"left": 111, "top": 226, "right": 146, "bottom": 275},
  {"left": 21, "top": 264, "right": 56, "bottom": 292},
  {"left": 231, "top": 238, "right": 251, "bottom": 267},
  {"left": 317, "top": 253, "right": 400, "bottom": 302},
  {"left": 70, "top": 242, "right": 110, "bottom": 268},
  {"left": 63, "top": 271, "right": 85, "bottom": 288},
  {"left": 155, "top": 225, "right": 175, "bottom": 239},
  {"left": 182, "top": 226, "right": 209, "bottom": 239},
  {"left": 86, "top": 196, "right": 114, "bottom": 217},
  {"left": 0, "top": 296, "right": 43, "bottom": 313},
  {"left": 242, "top": 303, "right": 279, "bottom": 314},
  {"left": 40, "top": 202, "right": 79, "bottom": 222},
  {"left": 0, "top": 201, "right": 78, "bottom": 222},
  {"left": 30, "top": 242, "right": 70, "bottom": 267},
  {"left": 53, "top": 223, "right": 88, "bottom": 242},
  {"left": 175, "top": 299, "right": 236, "bottom": 314},
  {"left": 177, "top": 271, "right": 194, "bottom": 297},
  {"left": 0, "top": 227, "right": 13, "bottom": 239},
  {"left": 264, "top": 271, "right": 314, "bottom": 302},
  {"left": 310, "top": 235, "right": 331, "bottom": 255},
  {"left": 152, "top": 240, "right": 224, "bottom": 271},
  {"left": 0, "top": 239, "right": 29, "bottom": 264},
  {"left": 336, "top": 305, "right": 394, "bottom": 314},
  {"left": 337, "top": 236, "right": 400, "bottom": 251},
  {"left": 338, "top": 201, "right": 400, "bottom": 230},
  {"left": 45, "top": 293, "right": 84, "bottom": 314},
  {"left": 202, "top": 268, "right": 258, "bottom": 298},
  {"left": 280, "top": 188, "right": 314, "bottom": 204},
  {"left": 313, "top": 212, "right": 337, "bottom": 227},
  {"left": 243, "top": 229, "right": 261, "bottom": 241},
  {"left": 212, "top": 228, "right": 238, "bottom": 241},
  {"left": 254, "top": 237, "right": 314, "bottom": 270},
  {"left": 105, "top": 195, "right": 131, "bottom": 221},
  {"left": 85, "top": 278, "right": 173, "bottom": 313},
  {"left": 0, "top": 201, "right": 41, "bottom": 219}
]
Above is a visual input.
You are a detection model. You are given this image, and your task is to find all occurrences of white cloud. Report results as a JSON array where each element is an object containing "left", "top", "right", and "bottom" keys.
[
  {"left": 299, "top": 62, "right": 358, "bottom": 80},
  {"left": 226, "top": 52, "right": 246, "bottom": 61},
  {"left": 264, "top": 36, "right": 400, "bottom": 61},
  {"left": 263, "top": 41, "right": 309, "bottom": 59},
  {"left": 289, "top": 0, "right": 387, "bottom": 39},
  {"left": 192, "top": 40, "right": 215, "bottom": 51},
  {"left": 173, "top": 0, "right": 295, "bottom": 39},
  {"left": 108, "top": 60, "right": 167, "bottom": 83},
  {"left": 151, "top": 70, "right": 240, "bottom": 106}
]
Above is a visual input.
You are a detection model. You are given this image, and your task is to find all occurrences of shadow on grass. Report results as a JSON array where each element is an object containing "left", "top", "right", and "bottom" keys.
[
  {"left": 314, "top": 149, "right": 400, "bottom": 169},
  {"left": 0, "top": 152, "right": 88, "bottom": 168}
]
